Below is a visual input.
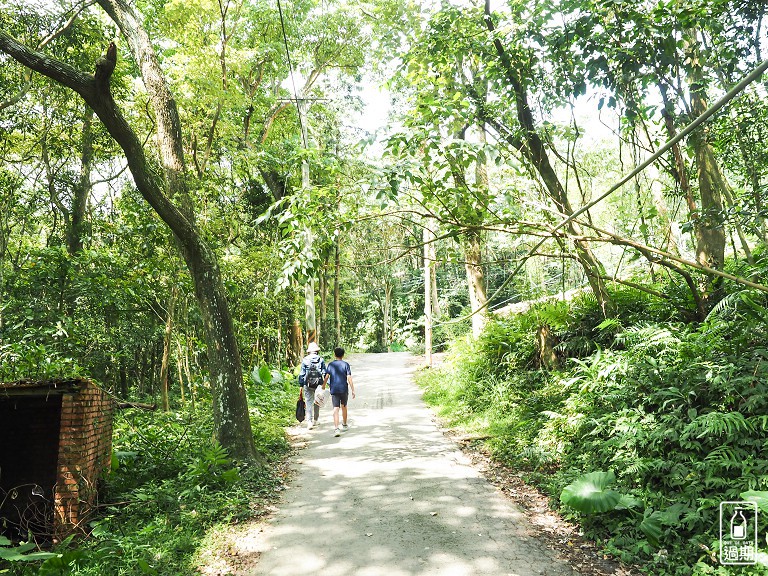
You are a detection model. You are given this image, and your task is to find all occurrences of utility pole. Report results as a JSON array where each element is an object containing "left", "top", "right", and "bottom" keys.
[
  {"left": 300, "top": 99, "right": 317, "bottom": 347},
  {"left": 424, "top": 225, "right": 433, "bottom": 368}
]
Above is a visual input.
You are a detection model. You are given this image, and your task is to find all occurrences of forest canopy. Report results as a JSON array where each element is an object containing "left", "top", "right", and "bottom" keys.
[{"left": 1, "top": 0, "right": 768, "bottom": 573}]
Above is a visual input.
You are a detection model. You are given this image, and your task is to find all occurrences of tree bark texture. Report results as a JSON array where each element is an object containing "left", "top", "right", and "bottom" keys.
[
  {"left": 685, "top": 29, "right": 727, "bottom": 310},
  {"left": 464, "top": 230, "right": 488, "bottom": 339},
  {"left": 289, "top": 318, "right": 302, "bottom": 364},
  {"left": 70, "top": 108, "right": 94, "bottom": 255},
  {"left": 424, "top": 226, "right": 434, "bottom": 367},
  {"left": 305, "top": 278, "right": 317, "bottom": 345},
  {"left": 319, "top": 268, "right": 327, "bottom": 345},
  {"left": 334, "top": 243, "right": 341, "bottom": 344},
  {"left": 159, "top": 287, "right": 176, "bottom": 412},
  {"left": 384, "top": 281, "right": 393, "bottom": 352}
]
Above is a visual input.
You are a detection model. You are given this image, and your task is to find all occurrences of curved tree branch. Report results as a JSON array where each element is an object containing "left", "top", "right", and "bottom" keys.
[{"left": 0, "top": 26, "right": 257, "bottom": 463}]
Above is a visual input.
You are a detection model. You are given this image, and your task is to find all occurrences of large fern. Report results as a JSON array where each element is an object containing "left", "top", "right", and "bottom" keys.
[{"left": 706, "top": 289, "right": 768, "bottom": 322}]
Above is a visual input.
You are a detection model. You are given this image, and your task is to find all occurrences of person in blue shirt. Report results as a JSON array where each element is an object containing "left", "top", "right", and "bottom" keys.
[{"left": 322, "top": 347, "right": 355, "bottom": 437}]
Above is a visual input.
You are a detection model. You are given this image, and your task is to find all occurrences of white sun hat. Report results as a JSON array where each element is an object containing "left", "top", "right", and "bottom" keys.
[{"left": 307, "top": 342, "right": 320, "bottom": 353}]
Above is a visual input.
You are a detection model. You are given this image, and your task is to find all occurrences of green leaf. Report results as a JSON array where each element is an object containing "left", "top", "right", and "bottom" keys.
[
  {"left": 137, "top": 559, "right": 157, "bottom": 574},
  {"left": 0, "top": 539, "right": 58, "bottom": 562},
  {"left": 258, "top": 364, "right": 273, "bottom": 385},
  {"left": 741, "top": 490, "right": 768, "bottom": 513},
  {"left": 640, "top": 512, "right": 663, "bottom": 547},
  {"left": 560, "top": 471, "right": 621, "bottom": 513},
  {"left": 614, "top": 494, "right": 642, "bottom": 510}
]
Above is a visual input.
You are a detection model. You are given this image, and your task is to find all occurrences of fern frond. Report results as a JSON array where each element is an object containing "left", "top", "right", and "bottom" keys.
[
  {"left": 682, "top": 411, "right": 754, "bottom": 440},
  {"left": 706, "top": 289, "right": 768, "bottom": 323},
  {"left": 614, "top": 323, "right": 681, "bottom": 352},
  {"left": 706, "top": 292, "right": 741, "bottom": 320}
]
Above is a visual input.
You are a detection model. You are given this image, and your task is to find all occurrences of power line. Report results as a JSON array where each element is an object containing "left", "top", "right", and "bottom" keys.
[{"left": 276, "top": 0, "right": 307, "bottom": 148}]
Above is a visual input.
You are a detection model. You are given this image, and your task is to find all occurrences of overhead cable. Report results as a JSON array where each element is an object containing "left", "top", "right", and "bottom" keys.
[{"left": 276, "top": 0, "right": 307, "bottom": 148}]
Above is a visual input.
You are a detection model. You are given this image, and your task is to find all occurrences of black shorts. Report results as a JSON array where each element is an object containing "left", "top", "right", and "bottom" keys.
[{"left": 331, "top": 392, "right": 349, "bottom": 407}]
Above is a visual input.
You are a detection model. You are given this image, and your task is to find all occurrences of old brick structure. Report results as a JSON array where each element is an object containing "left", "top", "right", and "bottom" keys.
[{"left": 0, "top": 378, "right": 113, "bottom": 539}]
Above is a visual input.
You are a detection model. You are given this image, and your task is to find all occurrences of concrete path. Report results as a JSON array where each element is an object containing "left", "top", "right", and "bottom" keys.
[{"left": 249, "top": 352, "right": 580, "bottom": 576}]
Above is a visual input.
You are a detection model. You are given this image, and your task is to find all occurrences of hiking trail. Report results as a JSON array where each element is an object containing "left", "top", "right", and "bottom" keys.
[{"left": 200, "top": 352, "right": 635, "bottom": 576}]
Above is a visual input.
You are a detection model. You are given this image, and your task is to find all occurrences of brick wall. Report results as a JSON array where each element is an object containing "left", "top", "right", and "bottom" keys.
[{"left": 54, "top": 381, "right": 113, "bottom": 536}]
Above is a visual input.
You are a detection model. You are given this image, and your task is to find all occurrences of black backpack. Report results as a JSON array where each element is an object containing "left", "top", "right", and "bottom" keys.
[{"left": 304, "top": 358, "right": 323, "bottom": 389}]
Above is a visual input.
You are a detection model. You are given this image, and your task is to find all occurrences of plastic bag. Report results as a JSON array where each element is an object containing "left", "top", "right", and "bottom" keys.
[{"left": 314, "top": 388, "right": 328, "bottom": 407}]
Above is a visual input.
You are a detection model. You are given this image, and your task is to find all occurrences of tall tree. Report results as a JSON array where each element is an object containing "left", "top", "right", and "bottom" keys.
[
  {"left": 0, "top": 2, "right": 258, "bottom": 461},
  {"left": 480, "top": 1, "right": 611, "bottom": 312},
  {"left": 542, "top": 0, "right": 767, "bottom": 313}
]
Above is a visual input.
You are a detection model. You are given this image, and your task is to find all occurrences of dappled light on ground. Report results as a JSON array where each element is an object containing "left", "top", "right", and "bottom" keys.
[{"left": 246, "top": 352, "right": 579, "bottom": 576}]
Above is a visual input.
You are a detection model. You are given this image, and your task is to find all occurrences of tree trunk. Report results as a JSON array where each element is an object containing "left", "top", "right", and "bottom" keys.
[
  {"left": 466, "top": 124, "right": 489, "bottom": 339},
  {"left": 289, "top": 318, "right": 302, "bottom": 364},
  {"left": 305, "top": 278, "right": 317, "bottom": 345},
  {"left": 464, "top": 230, "right": 488, "bottom": 339},
  {"left": 431, "top": 259, "right": 440, "bottom": 317},
  {"left": 536, "top": 325, "right": 558, "bottom": 369},
  {"left": 159, "top": 286, "right": 176, "bottom": 412},
  {"left": 384, "top": 281, "right": 392, "bottom": 352},
  {"left": 176, "top": 338, "right": 186, "bottom": 406},
  {"left": 424, "top": 225, "right": 434, "bottom": 367},
  {"left": 298, "top": 100, "right": 318, "bottom": 348},
  {"left": 685, "top": 29, "right": 727, "bottom": 310},
  {"left": 483, "top": 2, "right": 611, "bottom": 314},
  {"left": 119, "top": 360, "right": 128, "bottom": 398},
  {"left": 334, "top": 242, "right": 341, "bottom": 344},
  {"left": 319, "top": 265, "right": 327, "bottom": 345},
  {"left": 69, "top": 108, "right": 94, "bottom": 255},
  {"left": 0, "top": 19, "right": 258, "bottom": 462},
  {"left": 185, "top": 338, "right": 195, "bottom": 411}
]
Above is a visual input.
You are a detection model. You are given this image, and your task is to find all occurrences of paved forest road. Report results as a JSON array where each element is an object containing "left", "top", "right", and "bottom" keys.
[{"left": 250, "top": 352, "right": 580, "bottom": 576}]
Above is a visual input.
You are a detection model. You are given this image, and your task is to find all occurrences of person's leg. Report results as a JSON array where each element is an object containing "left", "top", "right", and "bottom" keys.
[
  {"left": 332, "top": 394, "right": 341, "bottom": 433},
  {"left": 304, "top": 386, "right": 316, "bottom": 427},
  {"left": 339, "top": 392, "right": 349, "bottom": 428}
]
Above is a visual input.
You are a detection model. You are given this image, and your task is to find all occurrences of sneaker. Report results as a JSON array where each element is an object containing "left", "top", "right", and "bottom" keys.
[
  {"left": 334, "top": 428, "right": 341, "bottom": 437},
  {"left": 307, "top": 420, "right": 314, "bottom": 430},
  {"left": 341, "top": 424, "right": 349, "bottom": 432}
]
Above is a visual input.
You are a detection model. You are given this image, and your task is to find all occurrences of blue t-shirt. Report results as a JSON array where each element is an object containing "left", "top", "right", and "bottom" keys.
[{"left": 326, "top": 359, "right": 352, "bottom": 395}]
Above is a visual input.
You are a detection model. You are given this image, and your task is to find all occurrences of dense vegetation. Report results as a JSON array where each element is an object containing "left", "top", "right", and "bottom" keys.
[
  {"left": 2, "top": 368, "right": 294, "bottom": 575},
  {"left": 1, "top": 0, "right": 768, "bottom": 573},
  {"left": 417, "top": 252, "right": 768, "bottom": 576}
]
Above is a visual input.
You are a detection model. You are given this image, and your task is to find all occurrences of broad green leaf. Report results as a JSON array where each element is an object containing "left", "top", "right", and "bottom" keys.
[
  {"left": 640, "top": 513, "right": 663, "bottom": 547},
  {"left": 560, "top": 471, "right": 621, "bottom": 513},
  {"left": 258, "top": 364, "right": 272, "bottom": 385},
  {"left": 741, "top": 491, "right": 768, "bottom": 513},
  {"left": 614, "top": 494, "right": 642, "bottom": 510}
]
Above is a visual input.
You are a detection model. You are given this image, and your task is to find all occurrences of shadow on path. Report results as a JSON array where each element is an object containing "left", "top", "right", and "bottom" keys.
[{"left": 249, "top": 352, "right": 580, "bottom": 576}]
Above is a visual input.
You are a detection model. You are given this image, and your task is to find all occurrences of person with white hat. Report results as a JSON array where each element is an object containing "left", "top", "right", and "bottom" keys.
[{"left": 298, "top": 342, "right": 326, "bottom": 429}]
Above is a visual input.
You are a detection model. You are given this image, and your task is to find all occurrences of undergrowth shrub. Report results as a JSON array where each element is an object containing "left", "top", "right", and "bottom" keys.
[
  {"left": 8, "top": 371, "right": 295, "bottom": 576},
  {"left": 416, "top": 283, "right": 768, "bottom": 576}
]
